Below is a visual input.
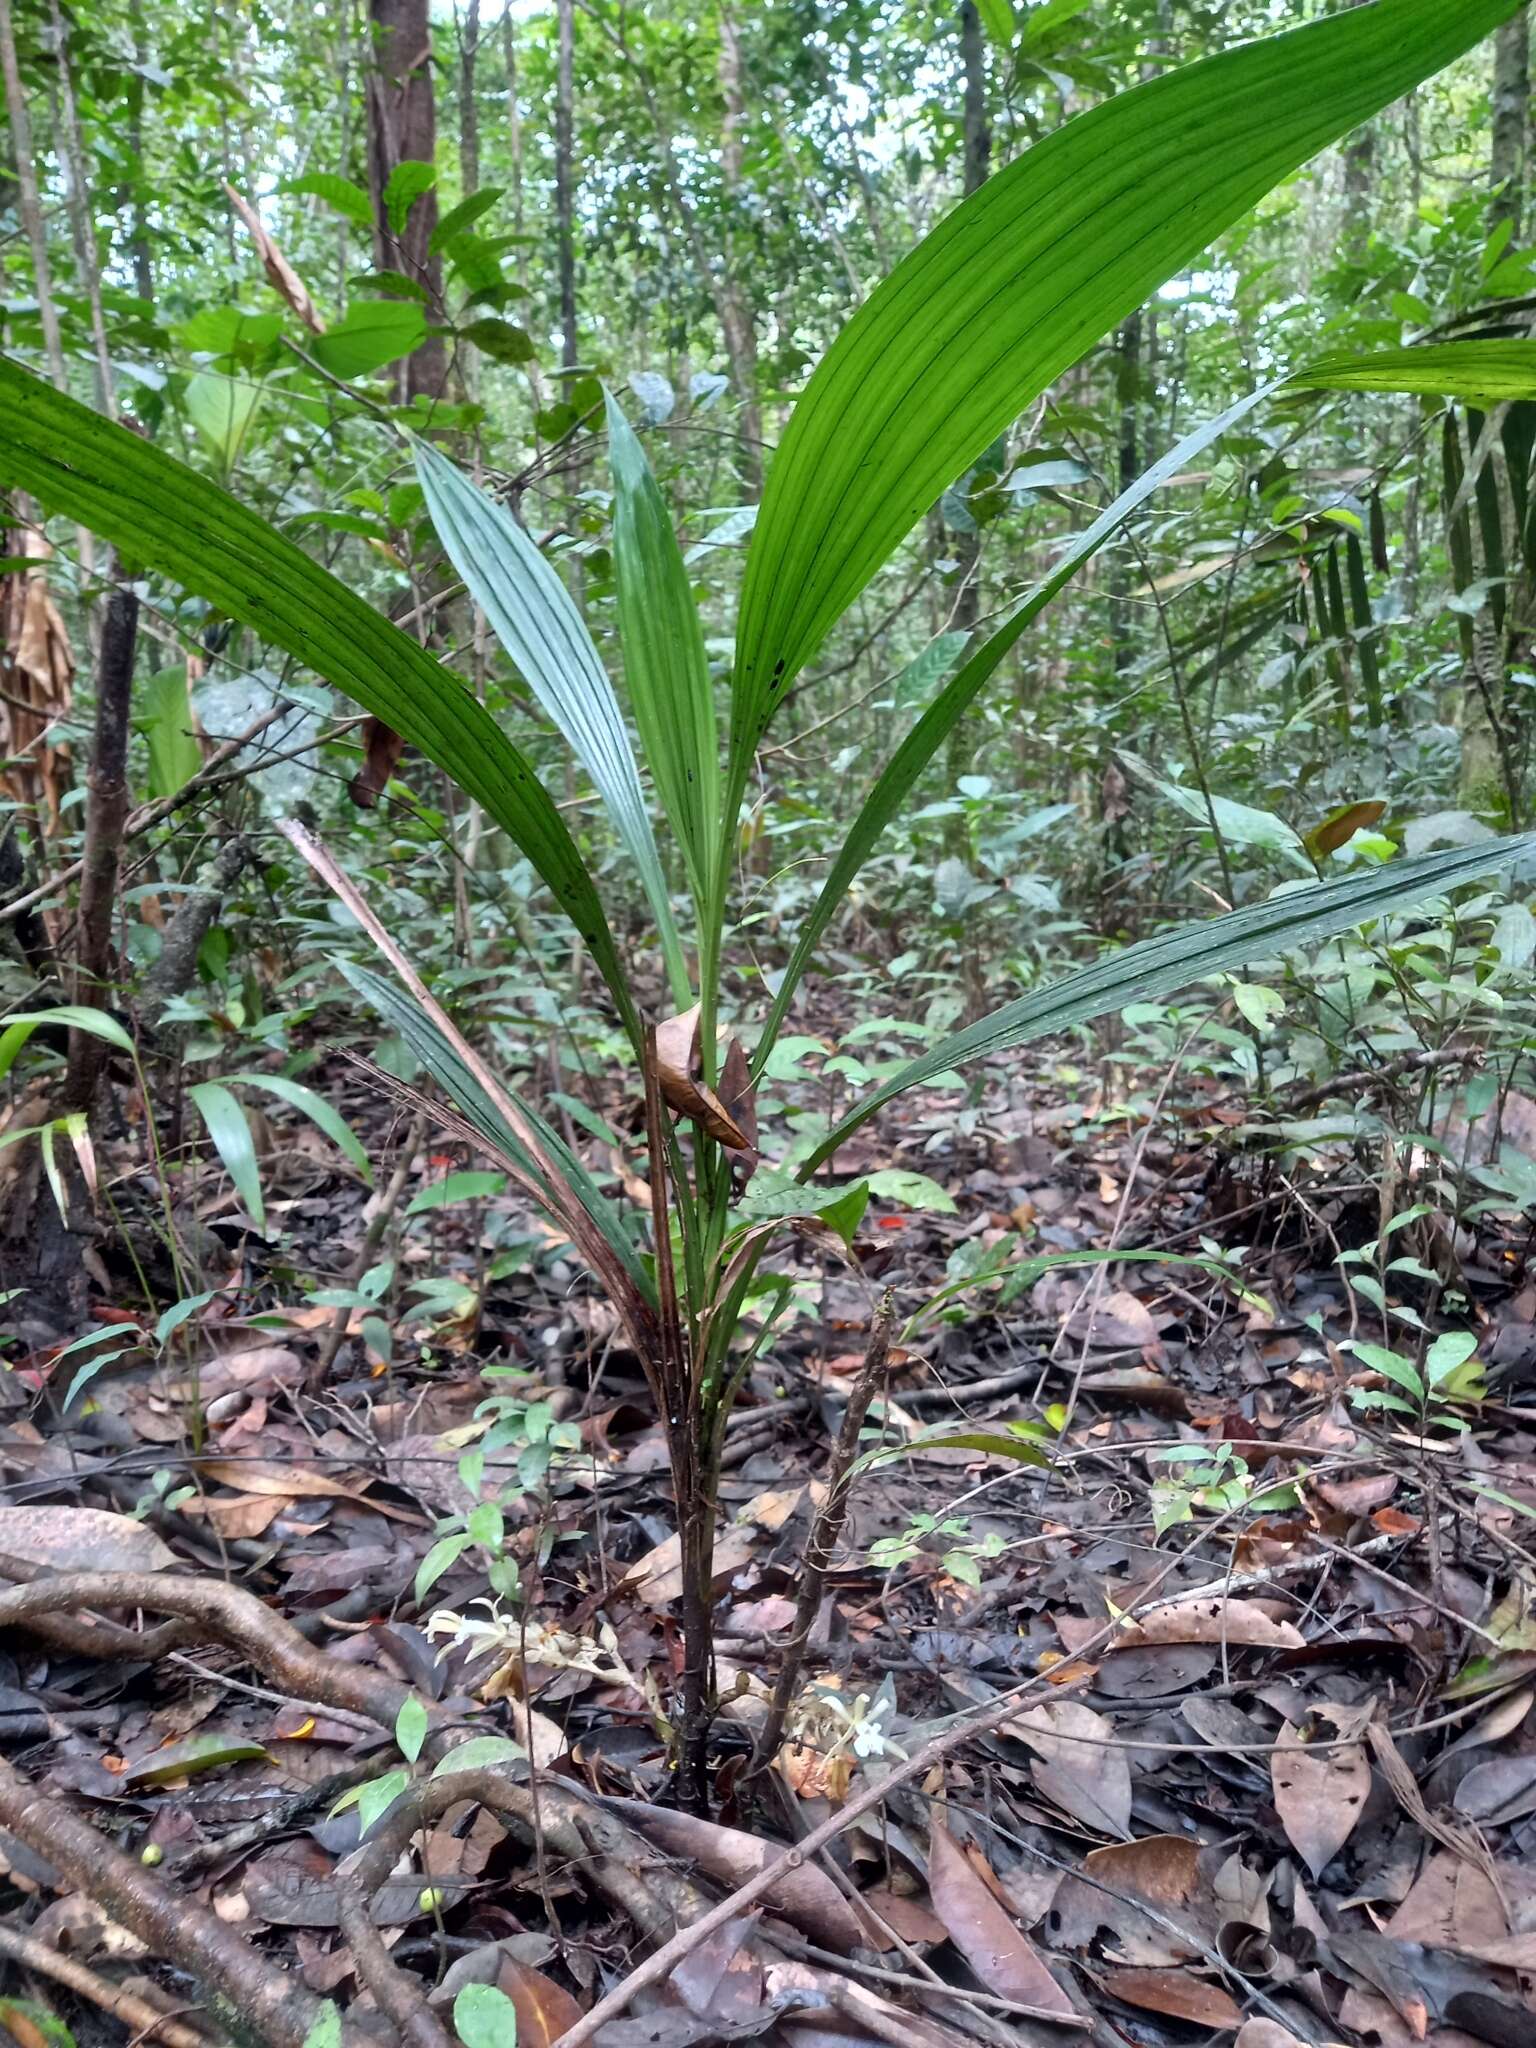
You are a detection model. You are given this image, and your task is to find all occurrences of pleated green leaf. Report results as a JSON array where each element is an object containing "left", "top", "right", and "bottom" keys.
[
  {"left": 605, "top": 393, "right": 720, "bottom": 923},
  {"left": 752, "top": 339, "right": 1536, "bottom": 1077},
  {"left": 1300, "top": 339, "right": 1536, "bottom": 398},
  {"left": 731, "top": 0, "right": 1518, "bottom": 805},
  {"left": 412, "top": 436, "right": 689, "bottom": 1003},
  {"left": 0, "top": 359, "right": 638, "bottom": 1046},
  {"left": 803, "top": 836, "right": 1536, "bottom": 1173}
]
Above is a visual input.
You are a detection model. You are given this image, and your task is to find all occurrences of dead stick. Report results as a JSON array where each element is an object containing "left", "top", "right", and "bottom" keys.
[
  {"left": 0, "top": 703, "right": 294, "bottom": 927},
  {"left": 750, "top": 1292, "right": 895, "bottom": 1773},
  {"left": 0, "top": 1755, "right": 344, "bottom": 2048},
  {"left": 0, "top": 1923, "right": 209, "bottom": 2048},
  {"left": 308, "top": 1110, "right": 429, "bottom": 1390}
]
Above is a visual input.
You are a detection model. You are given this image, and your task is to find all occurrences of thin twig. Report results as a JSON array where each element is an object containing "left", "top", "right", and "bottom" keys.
[
  {"left": 0, "top": 1923, "right": 209, "bottom": 2048},
  {"left": 751, "top": 1292, "right": 896, "bottom": 1772}
]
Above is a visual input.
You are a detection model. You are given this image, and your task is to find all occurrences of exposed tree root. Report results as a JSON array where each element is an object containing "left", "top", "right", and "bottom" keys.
[
  {"left": 0, "top": 1921, "right": 211, "bottom": 2048},
  {"left": 0, "top": 1754, "right": 339, "bottom": 2048}
]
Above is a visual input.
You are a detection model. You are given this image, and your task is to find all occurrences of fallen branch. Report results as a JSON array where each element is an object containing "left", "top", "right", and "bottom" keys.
[
  {"left": 0, "top": 1922, "right": 209, "bottom": 2048},
  {"left": 0, "top": 1754, "right": 340, "bottom": 2048}
]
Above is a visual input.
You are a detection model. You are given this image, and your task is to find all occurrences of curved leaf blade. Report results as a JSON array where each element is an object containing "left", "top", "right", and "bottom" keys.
[
  {"left": 605, "top": 393, "right": 720, "bottom": 921},
  {"left": 412, "top": 435, "right": 689, "bottom": 1002},
  {"left": 0, "top": 360, "right": 638, "bottom": 1046},
  {"left": 804, "top": 836, "right": 1536, "bottom": 1172},
  {"left": 190, "top": 1080, "right": 266, "bottom": 1231},
  {"left": 732, "top": 0, "right": 1517, "bottom": 795}
]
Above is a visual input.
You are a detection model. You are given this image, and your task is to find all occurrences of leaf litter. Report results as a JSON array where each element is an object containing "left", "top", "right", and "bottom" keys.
[{"left": 4, "top": 1040, "right": 1536, "bottom": 2048}]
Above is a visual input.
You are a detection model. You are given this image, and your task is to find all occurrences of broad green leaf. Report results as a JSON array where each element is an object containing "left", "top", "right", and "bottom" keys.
[
  {"left": 226, "top": 1072, "right": 371, "bottom": 1180},
  {"left": 311, "top": 301, "right": 427, "bottom": 378},
  {"left": 1300, "top": 339, "right": 1536, "bottom": 399},
  {"left": 412, "top": 436, "right": 689, "bottom": 1003},
  {"left": 454, "top": 1982, "right": 520, "bottom": 2048},
  {"left": 184, "top": 370, "right": 260, "bottom": 472},
  {"left": 286, "top": 171, "right": 373, "bottom": 230},
  {"left": 1129, "top": 758, "right": 1310, "bottom": 869},
  {"left": 976, "top": 0, "right": 1016, "bottom": 53},
  {"left": 189, "top": 1081, "right": 266, "bottom": 1231},
  {"left": 750, "top": 340, "right": 1536, "bottom": 1077},
  {"left": 302, "top": 2006, "right": 343, "bottom": 2048},
  {"left": 731, "top": 0, "right": 1519, "bottom": 812},
  {"left": 856, "top": 1423, "right": 1051, "bottom": 1479},
  {"left": 606, "top": 393, "right": 720, "bottom": 923},
  {"left": 431, "top": 1735, "right": 527, "bottom": 1778},
  {"left": 804, "top": 835, "right": 1536, "bottom": 1172},
  {"left": 0, "top": 1006, "right": 134, "bottom": 1081},
  {"left": 126, "top": 1735, "right": 271, "bottom": 1785},
  {"left": 407, "top": 1170, "right": 508, "bottom": 1215},
  {"left": 1425, "top": 1330, "right": 1480, "bottom": 1387},
  {"left": 865, "top": 1169, "right": 957, "bottom": 1215},
  {"left": 395, "top": 1695, "right": 429, "bottom": 1764},
  {"left": 0, "top": 362, "right": 638, "bottom": 1044},
  {"left": 138, "top": 665, "right": 201, "bottom": 799},
  {"left": 1349, "top": 1341, "right": 1426, "bottom": 1403},
  {"left": 431, "top": 187, "right": 503, "bottom": 252},
  {"left": 384, "top": 159, "right": 437, "bottom": 236},
  {"left": 415, "top": 1532, "right": 471, "bottom": 1604}
]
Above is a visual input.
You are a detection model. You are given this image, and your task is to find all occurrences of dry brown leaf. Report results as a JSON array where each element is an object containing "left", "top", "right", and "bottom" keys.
[
  {"left": 197, "top": 1458, "right": 371, "bottom": 1499},
  {"left": 492, "top": 1962, "right": 583, "bottom": 2047},
  {"left": 654, "top": 1004, "right": 751, "bottom": 1150},
  {"left": 226, "top": 184, "right": 326, "bottom": 333},
  {"left": 1235, "top": 2023, "right": 1310, "bottom": 2048},
  {"left": 179, "top": 1493, "right": 287, "bottom": 1539},
  {"left": 1048, "top": 1836, "right": 1204, "bottom": 1967},
  {"left": 1270, "top": 1704, "right": 1373, "bottom": 1878},
  {"left": 1100, "top": 1966, "right": 1241, "bottom": 2030},
  {"left": 1112, "top": 1596, "right": 1305, "bottom": 1652},
  {"left": 1083, "top": 1834, "right": 1200, "bottom": 1904},
  {"left": 925, "top": 1820, "right": 1079, "bottom": 2019},
  {"left": 602, "top": 1799, "right": 868, "bottom": 1954},
  {"left": 1010, "top": 1699, "right": 1132, "bottom": 1839},
  {"left": 0, "top": 1505, "right": 174, "bottom": 1573},
  {"left": 349, "top": 716, "right": 406, "bottom": 809}
]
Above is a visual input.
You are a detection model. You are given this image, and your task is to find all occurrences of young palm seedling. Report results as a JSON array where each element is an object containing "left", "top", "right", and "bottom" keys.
[{"left": 3, "top": 0, "right": 1536, "bottom": 1809}]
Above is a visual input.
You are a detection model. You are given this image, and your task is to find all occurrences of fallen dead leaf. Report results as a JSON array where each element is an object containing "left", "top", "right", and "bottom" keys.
[
  {"left": 0, "top": 1505, "right": 174, "bottom": 1572},
  {"left": 1112, "top": 1597, "right": 1306, "bottom": 1652},
  {"left": 1100, "top": 1966, "right": 1241, "bottom": 2029},
  {"left": 1010, "top": 1699, "right": 1132, "bottom": 1839},
  {"left": 1271, "top": 1703, "right": 1374, "bottom": 1878},
  {"left": 926, "top": 1819, "right": 1080, "bottom": 2019}
]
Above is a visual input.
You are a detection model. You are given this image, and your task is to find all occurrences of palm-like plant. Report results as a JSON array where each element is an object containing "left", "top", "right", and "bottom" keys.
[{"left": 2, "top": 0, "right": 1534, "bottom": 1808}]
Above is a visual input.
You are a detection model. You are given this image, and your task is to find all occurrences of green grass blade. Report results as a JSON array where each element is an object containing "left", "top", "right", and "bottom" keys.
[
  {"left": 226, "top": 1072, "right": 373, "bottom": 1181},
  {"left": 189, "top": 1080, "right": 266, "bottom": 1231},
  {"left": 0, "top": 359, "right": 639, "bottom": 1046},
  {"left": 730, "top": 0, "right": 1517, "bottom": 810},
  {"left": 412, "top": 436, "right": 690, "bottom": 1005},
  {"left": 802, "top": 837, "right": 1536, "bottom": 1173},
  {"left": 605, "top": 393, "right": 720, "bottom": 926}
]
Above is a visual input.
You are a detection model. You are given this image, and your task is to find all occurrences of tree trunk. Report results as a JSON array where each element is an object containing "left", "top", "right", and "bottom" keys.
[
  {"left": 717, "top": 5, "right": 762, "bottom": 494},
  {"left": 65, "top": 576, "right": 138, "bottom": 1111},
  {"left": 941, "top": 0, "right": 992, "bottom": 839},
  {"left": 0, "top": 0, "right": 66, "bottom": 391},
  {"left": 555, "top": 0, "right": 578, "bottom": 375},
  {"left": 366, "top": 0, "right": 446, "bottom": 403},
  {"left": 1490, "top": 11, "right": 1530, "bottom": 237}
]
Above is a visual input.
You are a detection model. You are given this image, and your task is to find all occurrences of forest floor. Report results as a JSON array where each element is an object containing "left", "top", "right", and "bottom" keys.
[{"left": 2, "top": 1030, "right": 1535, "bottom": 2048}]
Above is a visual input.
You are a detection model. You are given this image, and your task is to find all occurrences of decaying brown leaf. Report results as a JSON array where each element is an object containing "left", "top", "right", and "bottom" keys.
[
  {"left": 926, "top": 1819, "right": 1081, "bottom": 2020},
  {"left": 1010, "top": 1698, "right": 1133, "bottom": 1839},
  {"left": 348, "top": 716, "right": 407, "bottom": 808},
  {"left": 1270, "top": 1703, "right": 1374, "bottom": 1878},
  {"left": 1, "top": 532, "right": 75, "bottom": 831},
  {"left": 226, "top": 184, "right": 327, "bottom": 334},
  {"left": 1111, "top": 1597, "right": 1306, "bottom": 1652},
  {"left": 654, "top": 1005, "right": 752, "bottom": 1150},
  {"left": 0, "top": 1506, "right": 175, "bottom": 1573},
  {"left": 1099, "top": 1965, "right": 1242, "bottom": 2030}
]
